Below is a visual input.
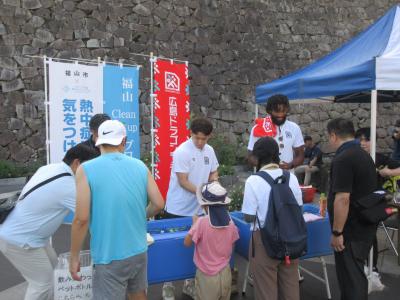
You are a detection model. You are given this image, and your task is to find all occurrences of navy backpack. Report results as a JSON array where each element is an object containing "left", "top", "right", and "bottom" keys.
[{"left": 255, "top": 170, "right": 307, "bottom": 264}]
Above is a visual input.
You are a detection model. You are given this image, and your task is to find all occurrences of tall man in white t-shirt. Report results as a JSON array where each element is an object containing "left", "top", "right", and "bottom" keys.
[
  {"left": 248, "top": 94, "right": 304, "bottom": 171},
  {"left": 163, "top": 117, "right": 219, "bottom": 299}
]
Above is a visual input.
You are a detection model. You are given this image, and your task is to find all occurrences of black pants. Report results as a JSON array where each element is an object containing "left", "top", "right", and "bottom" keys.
[
  {"left": 162, "top": 211, "right": 185, "bottom": 219},
  {"left": 334, "top": 241, "right": 368, "bottom": 300}
]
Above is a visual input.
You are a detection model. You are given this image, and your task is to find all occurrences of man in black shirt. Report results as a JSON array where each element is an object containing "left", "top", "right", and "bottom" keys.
[
  {"left": 79, "top": 113, "right": 110, "bottom": 156},
  {"left": 327, "top": 118, "right": 377, "bottom": 300}
]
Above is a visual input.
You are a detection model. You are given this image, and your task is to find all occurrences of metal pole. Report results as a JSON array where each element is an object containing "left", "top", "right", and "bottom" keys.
[
  {"left": 370, "top": 90, "right": 377, "bottom": 161},
  {"left": 43, "top": 56, "right": 50, "bottom": 165},
  {"left": 368, "top": 89, "right": 378, "bottom": 277},
  {"left": 255, "top": 103, "right": 259, "bottom": 119}
]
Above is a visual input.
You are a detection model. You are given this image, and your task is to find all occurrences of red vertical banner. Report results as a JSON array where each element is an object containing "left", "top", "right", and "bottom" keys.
[{"left": 153, "top": 59, "right": 190, "bottom": 199}]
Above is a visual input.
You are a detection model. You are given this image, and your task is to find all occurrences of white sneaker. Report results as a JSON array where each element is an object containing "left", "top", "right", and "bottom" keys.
[
  {"left": 368, "top": 271, "right": 385, "bottom": 293},
  {"left": 298, "top": 269, "right": 304, "bottom": 283},
  {"left": 162, "top": 282, "right": 175, "bottom": 300},
  {"left": 182, "top": 279, "right": 195, "bottom": 299}
]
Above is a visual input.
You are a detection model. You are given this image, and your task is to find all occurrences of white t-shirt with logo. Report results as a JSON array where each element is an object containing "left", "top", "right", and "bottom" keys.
[
  {"left": 241, "top": 169, "right": 303, "bottom": 230},
  {"left": 165, "top": 138, "right": 219, "bottom": 216},
  {"left": 247, "top": 120, "right": 304, "bottom": 164}
]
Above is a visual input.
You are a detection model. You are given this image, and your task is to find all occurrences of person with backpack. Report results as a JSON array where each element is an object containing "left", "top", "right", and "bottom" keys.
[{"left": 241, "top": 137, "right": 305, "bottom": 300}]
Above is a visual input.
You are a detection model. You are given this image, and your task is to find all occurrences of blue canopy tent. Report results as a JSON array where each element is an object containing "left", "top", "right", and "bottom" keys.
[
  {"left": 255, "top": 5, "right": 400, "bottom": 276},
  {"left": 255, "top": 4, "right": 400, "bottom": 159}
]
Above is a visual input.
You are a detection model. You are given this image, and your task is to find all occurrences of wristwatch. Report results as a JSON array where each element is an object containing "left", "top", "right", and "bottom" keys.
[{"left": 332, "top": 230, "right": 343, "bottom": 237}]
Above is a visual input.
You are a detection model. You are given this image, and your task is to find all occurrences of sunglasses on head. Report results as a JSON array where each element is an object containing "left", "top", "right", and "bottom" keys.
[{"left": 278, "top": 134, "right": 284, "bottom": 149}]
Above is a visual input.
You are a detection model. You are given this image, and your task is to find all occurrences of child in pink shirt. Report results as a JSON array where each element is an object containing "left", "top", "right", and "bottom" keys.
[{"left": 184, "top": 182, "right": 239, "bottom": 300}]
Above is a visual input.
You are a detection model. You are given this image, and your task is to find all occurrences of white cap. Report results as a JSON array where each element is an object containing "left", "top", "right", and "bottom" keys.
[
  {"left": 196, "top": 181, "right": 231, "bottom": 206},
  {"left": 95, "top": 120, "right": 126, "bottom": 147}
]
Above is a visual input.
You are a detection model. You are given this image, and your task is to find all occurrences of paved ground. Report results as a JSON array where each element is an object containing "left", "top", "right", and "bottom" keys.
[
  {"left": 1, "top": 222, "right": 400, "bottom": 300},
  {"left": 1, "top": 178, "right": 400, "bottom": 299}
]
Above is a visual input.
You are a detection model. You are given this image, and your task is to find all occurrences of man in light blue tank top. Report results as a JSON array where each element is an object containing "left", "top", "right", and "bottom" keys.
[{"left": 70, "top": 120, "right": 164, "bottom": 300}]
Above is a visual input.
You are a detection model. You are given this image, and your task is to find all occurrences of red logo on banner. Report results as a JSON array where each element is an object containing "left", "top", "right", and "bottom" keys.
[{"left": 153, "top": 59, "right": 190, "bottom": 199}]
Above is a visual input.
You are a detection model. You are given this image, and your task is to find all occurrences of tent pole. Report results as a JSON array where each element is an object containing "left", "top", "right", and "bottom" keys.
[
  {"left": 255, "top": 103, "right": 259, "bottom": 119},
  {"left": 368, "top": 89, "right": 378, "bottom": 278},
  {"left": 370, "top": 90, "right": 377, "bottom": 161},
  {"left": 43, "top": 56, "right": 50, "bottom": 165}
]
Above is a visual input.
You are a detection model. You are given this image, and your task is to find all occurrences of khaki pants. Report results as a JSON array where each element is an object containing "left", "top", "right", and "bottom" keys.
[
  {"left": 195, "top": 265, "right": 231, "bottom": 300},
  {"left": 249, "top": 231, "right": 300, "bottom": 300},
  {"left": 294, "top": 165, "right": 319, "bottom": 186},
  {"left": 0, "top": 239, "right": 58, "bottom": 300}
]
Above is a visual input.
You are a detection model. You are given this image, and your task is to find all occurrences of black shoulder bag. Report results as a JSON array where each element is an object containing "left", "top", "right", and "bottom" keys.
[{"left": 0, "top": 172, "right": 72, "bottom": 224}]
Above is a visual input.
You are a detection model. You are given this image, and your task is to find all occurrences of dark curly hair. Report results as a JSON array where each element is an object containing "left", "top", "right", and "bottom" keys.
[{"left": 266, "top": 94, "right": 290, "bottom": 114}]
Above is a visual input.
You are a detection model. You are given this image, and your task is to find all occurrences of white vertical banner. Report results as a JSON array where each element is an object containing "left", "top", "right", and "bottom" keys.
[{"left": 48, "top": 61, "right": 103, "bottom": 163}]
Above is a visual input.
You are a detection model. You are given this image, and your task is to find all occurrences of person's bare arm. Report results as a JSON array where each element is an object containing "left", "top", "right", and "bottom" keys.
[
  {"left": 184, "top": 216, "right": 199, "bottom": 247},
  {"left": 146, "top": 171, "right": 165, "bottom": 218},
  {"left": 331, "top": 192, "right": 350, "bottom": 252},
  {"left": 379, "top": 166, "right": 400, "bottom": 177},
  {"left": 70, "top": 166, "right": 91, "bottom": 281},
  {"left": 208, "top": 170, "right": 218, "bottom": 182},
  {"left": 176, "top": 172, "right": 197, "bottom": 194},
  {"left": 308, "top": 156, "right": 318, "bottom": 168},
  {"left": 292, "top": 145, "right": 305, "bottom": 168},
  {"left": 184, "top": 233, "right": 193, "bottom": 247}
]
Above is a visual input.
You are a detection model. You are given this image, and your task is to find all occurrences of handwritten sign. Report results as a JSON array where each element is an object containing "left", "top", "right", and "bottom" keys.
[{"left": 54, "top": 266, "right": 92, "bottom": 300}]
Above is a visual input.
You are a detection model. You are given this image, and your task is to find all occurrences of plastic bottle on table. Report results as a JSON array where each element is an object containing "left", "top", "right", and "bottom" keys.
[{"left": 319, "top": 193, "right": 327, "bottom": 217}]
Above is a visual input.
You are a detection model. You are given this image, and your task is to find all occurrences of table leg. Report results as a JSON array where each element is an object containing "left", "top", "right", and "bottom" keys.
[{"left": 398, "top": 211, "right": 400, "bottom": 265}]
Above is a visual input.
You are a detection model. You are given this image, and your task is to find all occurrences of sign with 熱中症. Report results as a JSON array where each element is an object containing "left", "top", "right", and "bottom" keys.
[
  {"left": 54, "top": 267, "right": 92, "bottom": 300},
  {"left": 103, "top": 65, "right": 140, "bottom": 158},
  {"left": 48, "top": 61, "right": 103, "bottom": 163},
  {"left": 48, "top": 60, "right": 141, "bottom": 164}
]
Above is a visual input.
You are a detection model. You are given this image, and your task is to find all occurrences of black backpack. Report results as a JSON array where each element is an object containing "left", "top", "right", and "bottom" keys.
[
  {"left": 255, "top": 170, "right": 307, "bottom": 263},
  {"left": 352, "top": 191, "right": 395, "bottom": 224}
]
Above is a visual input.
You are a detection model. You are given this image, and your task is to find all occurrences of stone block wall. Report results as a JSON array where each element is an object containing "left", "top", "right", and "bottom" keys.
[{"left": 0, "top": 0, "right": 399, "bottom": 164}]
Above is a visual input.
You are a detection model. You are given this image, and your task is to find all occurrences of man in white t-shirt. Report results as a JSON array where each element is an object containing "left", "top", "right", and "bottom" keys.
[
  {"left": 163, "top": 118, "right": 219, "bottom": 299},
  {"left": 165, "top": 117, "right": 219, "bottom": 216},
  {"left": 248, "top": 94, "right": 304, "bottom": 170}
]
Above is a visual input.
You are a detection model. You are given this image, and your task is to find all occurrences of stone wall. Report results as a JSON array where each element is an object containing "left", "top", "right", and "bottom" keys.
[{"left": 0, "top": 0, "right": 399, "bottom": 164}]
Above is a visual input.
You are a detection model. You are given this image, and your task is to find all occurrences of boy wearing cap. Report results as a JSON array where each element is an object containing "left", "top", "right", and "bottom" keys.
[
  {"left": 70, "top": 120, "right": 164, "bottom": 300},
  {"left": 184, "top": 182, "right": 239, "bottom": 300}
]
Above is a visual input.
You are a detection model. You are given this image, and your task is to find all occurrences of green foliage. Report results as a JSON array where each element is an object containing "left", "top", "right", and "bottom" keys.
[
  {"left": 218, "top": 164, "right": 235, "bottom": 176},
  {"left": 229, "top": 184, "right": 244, "bottom": 212},
  {"left": 208, "top": 135, "right": 236, "bottom": 166},
  {"left": 0, "top": 160, "right": 44, "bottom": 179}
]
